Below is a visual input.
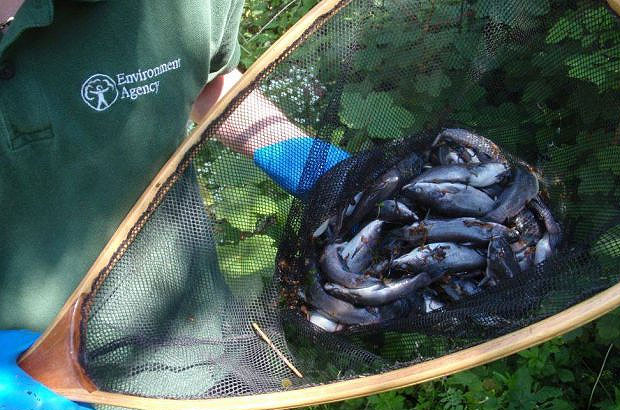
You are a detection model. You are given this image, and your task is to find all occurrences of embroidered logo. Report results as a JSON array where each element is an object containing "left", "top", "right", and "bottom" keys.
[
  {"left": 80, "top": 58, "right": 181, "bottom": 112},
  {"left": 81, "top": 74, "right": 119, "bottom": 111}
]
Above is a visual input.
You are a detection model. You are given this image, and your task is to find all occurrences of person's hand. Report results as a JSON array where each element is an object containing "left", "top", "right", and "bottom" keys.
[
  {"left": 0, "top": 330, "right": 94, "bottom": 410},
  {"left": 254, "top": 137, "right": 350, "bottom": 198}
]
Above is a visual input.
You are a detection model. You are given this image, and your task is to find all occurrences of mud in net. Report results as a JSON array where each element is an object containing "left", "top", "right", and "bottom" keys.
[{"left": 79, "top": 0, "right": 620, "bottom": 402}]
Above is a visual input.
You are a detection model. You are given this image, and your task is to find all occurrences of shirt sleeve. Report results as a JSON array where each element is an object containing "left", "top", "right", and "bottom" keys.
[{"left": 207, "top": 0, "right": 244, "bottom": 82}]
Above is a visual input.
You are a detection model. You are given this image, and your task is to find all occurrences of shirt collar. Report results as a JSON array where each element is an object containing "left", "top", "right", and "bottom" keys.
[
  {"left": 0, "top": 0, "right": 53, "bottom": 54},
  {"left": 0, "top": 0, "right": 107, "bottom": 54}
]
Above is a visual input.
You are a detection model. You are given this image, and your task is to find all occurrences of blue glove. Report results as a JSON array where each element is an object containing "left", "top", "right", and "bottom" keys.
[
  {"left": 254, "top": 137, "right": 350, "bottom": 198},
  {"left": 0, "top": 330, "right": 94, "bottom": 410}
]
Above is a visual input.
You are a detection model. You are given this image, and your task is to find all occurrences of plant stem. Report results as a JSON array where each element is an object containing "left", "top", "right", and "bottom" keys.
[{"left": 587, "top": 344, "right": 614, "bottom": 410}]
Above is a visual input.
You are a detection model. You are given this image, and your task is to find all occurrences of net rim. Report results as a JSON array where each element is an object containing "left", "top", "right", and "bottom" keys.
[
  {"left": 18, "top": 0, "right": 620, "bottom": 407},
  {"left": 42, "top": 279, "right": 620, "bottom": 409}
]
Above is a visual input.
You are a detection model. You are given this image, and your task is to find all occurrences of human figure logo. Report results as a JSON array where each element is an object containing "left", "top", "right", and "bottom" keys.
[{"left": 81, "top": 74, "right": 119, "bottom": 111}]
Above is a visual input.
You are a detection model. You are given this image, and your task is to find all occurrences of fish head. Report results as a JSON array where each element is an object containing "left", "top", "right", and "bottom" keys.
[
  {"left": 504, "top": 228, "right": 520, "bottom": 243},
  {"left": 510, "top": 239, "right": 528, "bottom": 253},
  {"left": 436, "top": 183, "right": 464, "bottom": 195},
  {"left": 409, "top": 182, "right": 442, "bottom": 199},
  {"left": 489, "top": 236, "right": 510, "bottom": 256},
  {"left": 368, "top": 219, "right": 384, "bottom": 234},
  {"left": 495, "top": 163, "right": 511, "bottom": 178},
  {"left": 397, "top": 153, "right": 423, "bottom": 179},
  {"left": 407, "top": 221, "right": 426, "bottom": 236},
  {"left": 322, "top": 283, "right": 337, "bottom": 293},
  {"left": 422, "top": 293, "right": 445, "bottom": 312}
]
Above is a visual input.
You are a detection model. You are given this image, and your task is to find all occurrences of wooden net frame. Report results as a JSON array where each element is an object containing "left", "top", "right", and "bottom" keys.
[{"left": 18, "top": 0, "right": 620, "bottom": 408}]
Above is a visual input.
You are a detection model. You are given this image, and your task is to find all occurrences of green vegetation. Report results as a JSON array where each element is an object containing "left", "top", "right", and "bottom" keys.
[
  {"left": 239, "top": 0, "right": 318, "bottom": 69},
  {"left": 308, "top": 316, "right": 620, "bottom": 409},
  {"left": 225, "top": 0, "right": 620, "bottom": 408}
]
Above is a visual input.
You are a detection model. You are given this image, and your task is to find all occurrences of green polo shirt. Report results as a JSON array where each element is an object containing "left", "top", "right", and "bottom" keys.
[{"left": 0, "top": 0, "right": 243, "bottom": 331}]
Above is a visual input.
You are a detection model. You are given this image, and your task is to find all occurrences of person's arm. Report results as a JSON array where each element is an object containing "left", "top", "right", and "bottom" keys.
[
  {"left": 191, "top": 69, "right": 305, "bottom": 155},
  {"left": 191, "top": 69, "right": 349, "bottom": 197}
]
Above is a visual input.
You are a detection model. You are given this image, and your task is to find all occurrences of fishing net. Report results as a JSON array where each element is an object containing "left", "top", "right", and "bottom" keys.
[{"left": 80, "top": 0, "right": 620, "bottom": 403}]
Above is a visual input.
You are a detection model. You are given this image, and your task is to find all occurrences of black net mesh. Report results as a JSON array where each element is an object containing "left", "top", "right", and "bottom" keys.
[{"left": 81, "top": 0, "right": 620, "bottom": 402}]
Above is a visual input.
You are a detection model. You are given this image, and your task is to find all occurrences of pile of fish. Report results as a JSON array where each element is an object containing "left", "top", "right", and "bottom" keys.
[{"left": 301, "top": 128, "right": 562, "bottom": 332}]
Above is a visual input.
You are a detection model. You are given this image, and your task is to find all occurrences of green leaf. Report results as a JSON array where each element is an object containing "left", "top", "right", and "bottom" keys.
[
  {"left": 565, "top": 53, "right": 608, "bottom": 68},
  {"left": 591, "top": 225, "right": 620, "bottom": 267},
  {"left": 447, "top": 371, "right": 482, "bottom": 390},
  {"left": 452, "top": 32, "right": 483, "bottom": 62},
  {"left": 478, "top": 0, "right": 550, "bottom": 25},
  {"left": 577, "top": 164, "right": 615, "bottom": 196},
  {"left": 340, "top": 91, "right": 418, "bottom": 138},
  {"left": 568, "top": 83, "right": 604, "bottom": 125},
  {"left": 367, "top": 391, "right": 406, "bottom": 410},
  {"left": 330, "top": 127, "right": 346, "bottom": 147},
  {"left": 218, "top": 234, "right": 277, "bottom": 276},
  {"left": 210, "top": 150, "right": 269, "bottom": 187},
  {"left": 438, "top": 387, "right": 466, "bottom": 410},
  {"left": 415, "top": 70, "right": 451, "bottom": 97},
  {"left": 562, "top": 327, "right": 583, "bottom": 342},
  {"left": 335, "top": 398, "right": 366, "bottom": 410},
  {"left": 215, "top": 186, "right": 278, "bottom": 231},
  {"left": 367, "top": 98, "right": 418, "bottom": 138},
  {"left": 545, "top": 17, "right": 582, "bottom": 44},
  {"left": 549, "top": 399, "right": 577, "bottom": 410},
  {"left": 534, "top": 386, "right": 563, "bottom": 402},
  {"left": 475, "top": 103, "right": 523, "bottom": 135},
  {"left": 581, "top": 34, "right": 597, "bottom": 48},
  {"left": 557, "top": 368, "right": 575, "bottom": 382},
  {"left": 375, "top": 29, "right": 420, "bottom": 48},
  {"left": 567, "top": 62, "right": 612, "bottom": 90},
  {"left": 454, "top": 84, "right": 486, "bottom": 110},
  {"left": 421, "top": 28, "right": 458, "bottom": 51},
  {"left": 596, "top": 313, "right": 620, "bottom": 343},
  {"left": 583, "top": 7, "right": 616, "bottom": 33},
  {"left": 513, "top": 367, "right": 533, "bottom": 393},
  {"left": 340, "top": 90, "right": 372, "bottom": 129},
  {"left": 275, "top": 196, "right": 293, "bottom": 227},
  {"left": 595, "top": 146, "right": 620, "bottom": 175},
  {"left": 533, "top": 45, "right": 579, "bottom": 77},
  {"left": 522, "top": 80, "right": 553, "bottom": 103},
  {"left": 534, "top": 128, "right": 555, "bottom": 152}
]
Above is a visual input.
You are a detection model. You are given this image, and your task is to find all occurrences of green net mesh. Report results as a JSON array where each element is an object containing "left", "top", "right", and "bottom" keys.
[{"left": 80, "top": 0, "right": 620, "bottom": 402}]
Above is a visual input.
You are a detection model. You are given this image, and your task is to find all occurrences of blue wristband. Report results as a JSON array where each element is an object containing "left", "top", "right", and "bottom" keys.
[
  {"left": 254, "top": 137, "right": 350, "bottom": 198},
  {"left": 0, "top": 330, "right": 94, "bottom": 410}
]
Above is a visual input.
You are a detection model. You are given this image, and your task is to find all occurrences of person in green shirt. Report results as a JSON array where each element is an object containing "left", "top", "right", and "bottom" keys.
[{"left": 0, "top": 0, "right": 350, "bottom": 407}]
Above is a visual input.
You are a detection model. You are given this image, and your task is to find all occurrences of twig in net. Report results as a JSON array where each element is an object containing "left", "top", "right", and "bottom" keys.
[
  {"left": 252, "top": 322, "right": 304, "bottom": 378},
  {"left": 588, "top": 343, "right": 614, "bottom": 410}
]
